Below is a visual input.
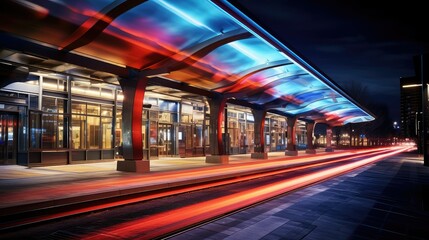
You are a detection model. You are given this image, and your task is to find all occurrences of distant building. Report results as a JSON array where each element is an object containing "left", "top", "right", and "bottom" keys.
[{"left": 400, "top": 76, "right": 421, "bottom": 145}]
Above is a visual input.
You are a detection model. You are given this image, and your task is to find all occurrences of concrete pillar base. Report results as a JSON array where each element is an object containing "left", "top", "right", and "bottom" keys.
[
  {"left": 325, "top": 147, "right": 334, "bottom": 152},
  {"left": 117, "top": 160, "right": 150, "bottom": 173},
  {"left": 206, "top": 155, "right": 229, "bottom": 164},
  {"left": 285, "top": 150, "right": 298, "bottom": 156},
  {"left": 306, "top": 149, "right": 317, "bottom": 154},
  {"left": 251, "top": 152, "right": 268, "bottom": 159}
]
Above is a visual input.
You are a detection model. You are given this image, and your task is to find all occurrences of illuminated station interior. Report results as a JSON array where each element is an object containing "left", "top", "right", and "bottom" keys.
[{"left": 0, "top": 0, "right": 374, "bottom": 172}]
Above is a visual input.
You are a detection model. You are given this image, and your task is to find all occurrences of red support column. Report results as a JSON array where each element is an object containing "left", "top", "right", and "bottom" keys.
[
  {"left": 305, "top": 122, "right": 316, "bottom": 154},
  {"left": 117, "top": 74, "right": 149, "bottom": 172},
  {"left": 206, "top": 96, "right": 229, "bottom": 164},
  {"left": 286, "top": 117, "right": 298, "bottom": 156},
  {"left": 251, "top": 109, "right": 267, "bottom": 159},
  {"left": 326, "top": 125, "right": 334, "bottom": 152}
]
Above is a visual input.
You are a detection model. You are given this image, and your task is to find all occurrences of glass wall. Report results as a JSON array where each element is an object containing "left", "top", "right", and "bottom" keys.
[
  {"left": 39, "top": 96, "right": 68, "bottom": 150},
  {"left": 270, "top": 117, "right": 286, "bottom": 151},
  {"left": 71, "top": 101, "right": 113, "bottom": 150},
  {"left": 295, "top": 121, "right": 307, "bottom": 149},
  {"left": 179, "top": 102, "right": 205, "bottom": 157}
]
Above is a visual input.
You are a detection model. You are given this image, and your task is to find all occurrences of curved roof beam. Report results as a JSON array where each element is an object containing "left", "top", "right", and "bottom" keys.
[
  {"left": 224, "top": 73, "right": 308, "bottom": 100},
  {"left": 142, "top": 28, "right": 252, "bottom": 76},
  {"left": 213, "top": 59, "right": 293, "bottom": 92},
  {"left": 60, "top": 0, "right": 148, "bottom": 51},
  {"left": 281, "top": 88, "right": 338, "bottom": 106}
]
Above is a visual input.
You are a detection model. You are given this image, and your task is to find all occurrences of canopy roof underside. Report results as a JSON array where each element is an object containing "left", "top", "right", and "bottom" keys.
[{"left": 0, "top": 0, "right": 374, "bottom": 125}]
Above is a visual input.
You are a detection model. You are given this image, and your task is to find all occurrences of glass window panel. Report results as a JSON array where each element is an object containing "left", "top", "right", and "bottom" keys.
[
  {"left": 146, "top": 98, "right": 158, "bottom": 107},
  {"left": 182, "top": 104, "right": 193, "bottom": 114},
  {"left": 29, "top": 95, "right": 39, "bottom": 109},
  {"left": 101, "top": 105, "right": 113, "bottom": 117},
  {"left": 142, "top": 109, "right": 148, "bottom": 119},
  {"left": 29, "top": 111, "right": 41, "bottom": 149},
  {"left": 101, "top": 117, "right": 112, "bottom": 149},
  {"left": 18, "top": 106, "right": 28, "bottom": 152},
  {"left": 159, "top": 112, "right": 171, "bottom": 123},
  {"left": 195, "top": 125, "right": 203, "bottom": 147},
  {"left": 149, "top": 111, "right": 158, "bottom": 120},
  {"left": 149, "top": 121, "right": 158, "bottom": 146},
  {"left": 115, "top": 108, "right": 122, "bottom": 148},
  {"left": 87, "top": 116, "right": 100, "bottom": 149},
  {"left": 87, "top": 104, "right": 100, "bottom": 116},
  {"left": 57, "top": 99, "right": 67, "bottom": 114},
  {"left": 204, "top": 124, "right": 209, "bottom": 146},
  {"left": 42, "top": 97, "right": 57, "bottom": 113},
  {"left": 72, "top": 115, "right": 86, "bottom": 149},
  {"left": 159, "top": 100, "right": 178, "bottom": 112},
  {"left": 72, "top": 102, "right": 86, "bottom": 114},
  {"left": 58, "top": 115, "right": 65, "bottom": 148},
  {"left": 42, "top": 114, "right": 57, "bottom": 149},
  {"left": 142, "top": 120, "right": 148, "bottom": 149},
  {"left": 181, "top": 114, "right": 192, "bottom": 123}
]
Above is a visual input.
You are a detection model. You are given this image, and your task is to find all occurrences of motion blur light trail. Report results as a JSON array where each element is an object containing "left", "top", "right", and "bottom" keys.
[
  {"left": 0, "top": 147, "right": 399, "bottom": 231},
  {"left": 2, "top": 147, "right": 391, "bottom": 207},
  {"left": 83, "top": 146, "right": 411, "bottom": 239}
]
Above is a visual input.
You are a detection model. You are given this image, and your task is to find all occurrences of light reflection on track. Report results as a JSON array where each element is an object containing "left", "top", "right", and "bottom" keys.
[{"left": 81, "top": 146, "right": 411, "bottom": 240}]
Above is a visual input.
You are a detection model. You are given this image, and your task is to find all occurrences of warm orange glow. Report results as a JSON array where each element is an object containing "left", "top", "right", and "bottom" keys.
[{"left": 80, "top": 146, "right": 410, "bottom": 239}]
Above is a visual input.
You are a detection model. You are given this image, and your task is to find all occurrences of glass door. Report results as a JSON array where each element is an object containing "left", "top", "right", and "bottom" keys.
[
  {"left": 0, "top": 112, "right": 18, "bottom": 164},
  {"left": 158, "top": 123, "right": 175, "bottom": 156}
]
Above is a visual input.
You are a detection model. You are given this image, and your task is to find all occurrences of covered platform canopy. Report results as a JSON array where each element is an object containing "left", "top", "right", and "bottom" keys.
[{"left": 0, "top": 0, "right": 374, "bottom": 126}]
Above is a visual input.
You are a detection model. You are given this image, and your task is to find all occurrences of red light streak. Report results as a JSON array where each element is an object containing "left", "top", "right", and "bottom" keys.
[
  {"left": 81, "top": 146, "right": 410, "bottom": 239},
  {"left": 0, "top": 147, "right": 395, "bottom": 209}
]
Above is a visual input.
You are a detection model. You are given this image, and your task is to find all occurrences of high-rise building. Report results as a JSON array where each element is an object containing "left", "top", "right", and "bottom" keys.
[{"left": 399, "top": 76, "right": 421, "bottom": 143}]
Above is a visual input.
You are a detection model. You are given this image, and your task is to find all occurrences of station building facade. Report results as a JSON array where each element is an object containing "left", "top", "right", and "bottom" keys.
[
  {"left": 0, "top": 0, "right": 375, "bottom": 171},
  {"left": 0, "top": 76, "right": 310, "bottom": 166}
]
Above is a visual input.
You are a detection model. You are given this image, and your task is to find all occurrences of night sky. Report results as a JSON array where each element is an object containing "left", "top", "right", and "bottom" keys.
[{"left": 230, "top": 0, "right": 429, "bottom": 123}]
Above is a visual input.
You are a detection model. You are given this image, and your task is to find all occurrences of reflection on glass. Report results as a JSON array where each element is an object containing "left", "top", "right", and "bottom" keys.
[
  {"left": 29, "top": 112, "right": 41, "bottom": 149},
  {"left": 195, "top": 125, "right": 203, "bottom": 147},
  {"left": 142, "top": 120, "right": 148, "bottom": 149},
  {"left": 115, "top": 108, "right": 122, "bottom": 148},
  {"left": 101, "top": 105, "right": 113, "bottom": 117},
  {"left": 72, "top": 115, "right": 86, "bottom": 149},
  {"left": 102, "top": 117, "right": 112, "bottom": 149},
  {"left": 149, "top": 121, "right": 157, "bottom": 145},
  {"left": 87, "top": 104, "right": 100, "bottom": 116},
  {"left": 58, "top": 115, "right": 64, "bottom": 148},
  {"left": 42, "top": 97, "right": 57, "bottom": 113},
  {"left": 87, "top": 116, "right": 100, "bottom": 149},
  {"left": 42, "top": 114, "right": 57, "bottom": 149},
  {"left": 72, "top": 102, "right": 86, "bottom": 114}
]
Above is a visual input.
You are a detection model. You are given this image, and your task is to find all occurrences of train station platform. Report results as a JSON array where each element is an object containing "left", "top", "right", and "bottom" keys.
[
  {"left": 1, "top": 148, "right": 428, "bottom": 239},
  {"left": 0, "top": 149, "right": 330, "bottom": 211}
]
